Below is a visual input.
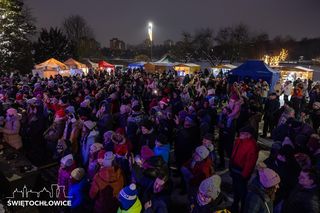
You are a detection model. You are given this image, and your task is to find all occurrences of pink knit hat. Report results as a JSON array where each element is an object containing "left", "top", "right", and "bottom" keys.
[{"left": 259, "top": 168, "right": 280, "bottom": 188}]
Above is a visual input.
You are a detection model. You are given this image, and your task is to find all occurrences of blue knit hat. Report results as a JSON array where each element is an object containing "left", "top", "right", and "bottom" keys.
[{"left": 119, "top": 184, "right": 137, "bottom": 210}]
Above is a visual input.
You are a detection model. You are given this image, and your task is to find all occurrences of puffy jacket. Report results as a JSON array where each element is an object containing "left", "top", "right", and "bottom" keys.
[
  {"left": 90, "top": 166, "right": 124, "bottom": 213},
  {"left": 2, "top": 114, "right": 22, "bottom": 150},
  {"left": 68, "top": 177, "right": 90, "bottom": 209},
  {"left": 230, "top": 137, "right": 259, "bottom": 179},
  {"left": 282, "top": 185, "right": 320, "bottom": 213},
  {"left": 117, "top": 198, "right": 142, "bottom": 213}
]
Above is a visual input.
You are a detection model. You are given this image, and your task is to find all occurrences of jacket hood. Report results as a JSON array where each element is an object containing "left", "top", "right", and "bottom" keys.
[{"left": 97, "top": 166, "right": 122, "bottom": 184}]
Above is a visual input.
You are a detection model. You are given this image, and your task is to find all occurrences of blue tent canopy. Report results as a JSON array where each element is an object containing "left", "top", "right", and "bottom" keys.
[
  {"left": 128, "top": 62, "right": 146, "bottom": 69},
  {"left": 229, "top": 60, "right": 280, "bottom": 91}
]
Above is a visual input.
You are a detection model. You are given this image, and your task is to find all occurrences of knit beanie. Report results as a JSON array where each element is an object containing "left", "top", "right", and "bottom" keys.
[
  {"left": 71, "top": 168, "right": 85, "bottom": 181},
  {"left": 258, "top": 168, "right": 280, "bottom": 188},
  {"left": 103, "top": 151, "right": 114, "bottom": 167},
  {"left": 7, "top": 108, "right": 18, "bottom": 116},
  {"left": 195, "top": 145, "right": 210, "bottom": 161},
  {"left": 119, "top": 184, "right": 138, "bottom": 210},
  {"left": 199, "top": 175, "right": 221, "bottom": 200},
  {"left": 60, "top": 154, "right": 73, "bottom": 167}
]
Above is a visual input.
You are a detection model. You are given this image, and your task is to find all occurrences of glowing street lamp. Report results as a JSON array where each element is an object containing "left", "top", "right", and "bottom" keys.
[{"left": 148, "top": 22, "right": 153, "bottom": 61}]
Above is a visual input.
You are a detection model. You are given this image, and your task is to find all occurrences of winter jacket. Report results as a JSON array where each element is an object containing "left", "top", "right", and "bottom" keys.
[
  {"left": 117, "top": 198, "right": 142, "bottom": 213},
  {"left": 230, "top": 137, "right": 259, "bottom": 179},
  {"left": 68, "top": 177, "right": 90, "bottom": 209},
  {"left": 263, "top": 99, "right": 280, "bottom": 121},
  {"left": 62, "top": 119, "right": 82, "bottom": 154},
  {"left": 2, "top": 114, "right": 23, "bottom": 150},
  {"left": 153, "top": 144, "right": 170, "bottom": 163},
  {"left": 282, "top": 185, "right": 320, "bottom": 213},
  {"left": 44, "top": 119, "right": 66, "bottom": 144},
  {"left": 184, "top": 158, "right": 214, "bottom": 187},
  {"left": 90, "top": 166, "right": 125, "bottom": 213},
  {"left": 81, "top": 130, "right": 99, "bottom": 166},
  {"left": 244, "top": 179, "right": 274, "bottom": 213},
  {"left": 57, "top": 163, "right": 76, "bottom": 200}
]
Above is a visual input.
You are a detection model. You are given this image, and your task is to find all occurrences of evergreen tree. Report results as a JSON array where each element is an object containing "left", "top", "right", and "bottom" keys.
[
  {"left": 0, "top": 0, "right": 35, "bottom": 72},
  {"left": 34, "top": 27, "right": 74, "bottom": 63}
]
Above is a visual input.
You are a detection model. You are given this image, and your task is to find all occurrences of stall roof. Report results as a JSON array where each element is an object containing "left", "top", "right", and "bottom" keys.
[
  {"left": 64, "top": 58, "right": 87, "bottom": 69},
  {"left": 35, "top": 58, "right": 68, "bottom": 70}
]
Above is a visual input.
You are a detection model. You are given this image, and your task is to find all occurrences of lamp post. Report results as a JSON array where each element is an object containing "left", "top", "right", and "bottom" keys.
[{"left": 148, "top": 22, "right": 153, "bottom": 61}]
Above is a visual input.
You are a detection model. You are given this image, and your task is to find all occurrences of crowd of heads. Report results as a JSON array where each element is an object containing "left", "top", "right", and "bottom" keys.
[{"left": 0, "top": 69, "right": 319, "bottom": 212}]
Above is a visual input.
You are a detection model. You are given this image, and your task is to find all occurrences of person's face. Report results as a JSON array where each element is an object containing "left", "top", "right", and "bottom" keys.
[
  {"left": 193, "top": 153, "right": 201, "bottom": 162},
  {"left": 153, "top": 178, "right": 165, "bottom": 193},
  {"left": 239, "top": 132, "right": 251, "bottom": 140},
  {"left": 202, "top": 138, "right": 212, "bottom": 147},
  {"left": 298, "top": 171, "right": 314, "bottom": 188},
  {"left": 197, "top": 190, "right": 212, "bottom": 206},
  {"left": 141, "top": 126, "right": 149, "bottom": 135}
]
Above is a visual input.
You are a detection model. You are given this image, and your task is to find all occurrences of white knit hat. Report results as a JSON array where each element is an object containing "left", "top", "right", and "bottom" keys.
[
  {"left": 199, "top": 175, "right": 221, "bottom": 200},
  {"left": 60, "top": 154, "right": 73, "bottom": 167},
  {"left": 71, "top": 168, "right": 85, "bottom": 181}
]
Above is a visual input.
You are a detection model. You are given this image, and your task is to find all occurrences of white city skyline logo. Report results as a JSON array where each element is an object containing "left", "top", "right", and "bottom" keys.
[{"left": 7, "top": 184, "right": 72, "bottom": 199}]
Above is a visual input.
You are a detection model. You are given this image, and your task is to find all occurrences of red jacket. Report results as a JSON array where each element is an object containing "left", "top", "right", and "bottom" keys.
[
  {"left": 230, "top": 137, "right": 259, "bottom": 179},
  {"left": 185, "top": 158, "right": 213, "bottom": 186}
]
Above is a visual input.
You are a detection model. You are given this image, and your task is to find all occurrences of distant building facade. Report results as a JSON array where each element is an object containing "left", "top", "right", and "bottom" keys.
[{"left": 110, "top": 38, "right": 126, "bottom": 50}]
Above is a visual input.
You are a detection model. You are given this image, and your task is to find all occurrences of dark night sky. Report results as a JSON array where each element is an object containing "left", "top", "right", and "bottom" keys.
[{"left": 25, "top": 0, "right": 320, "bottom": 47}]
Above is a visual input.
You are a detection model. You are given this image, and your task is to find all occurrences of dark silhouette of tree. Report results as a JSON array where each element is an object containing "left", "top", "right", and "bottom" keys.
[{"left": 34, "top": 27, "right": 73, "bottom": 63}]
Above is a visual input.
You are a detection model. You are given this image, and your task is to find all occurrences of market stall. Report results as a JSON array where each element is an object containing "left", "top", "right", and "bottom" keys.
[
  {"left": 98, "top": 60, "right": 115, "bottom": 74},
  {"left": 174, "top": 63, "right": 201, "bottom": 76},
  {"left": 275, "top": 66, "right": 314, "bottom": 82},
  {"left": 229, "top": 60, "right": 280, "bottom": 91},
  {"left": 64, "top": 58, "right": 89, "bottom": 76},
  {"left": 33, "top": 58, "right": 69, "bottom": 78},
  {"left": 211, "top": 64, "right": 236, "bottom": 77}
]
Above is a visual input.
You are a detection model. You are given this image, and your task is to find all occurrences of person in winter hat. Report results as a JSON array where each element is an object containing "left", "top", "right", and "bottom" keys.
[
  {"left": 103, "top": 130, "right": 115, "bottom": 150},
  {"left": 68, "top": 168, "right": 90, "bottom": 212},
  {"left": 80, "top": 120, "right": 99, "bottom": 166},
  {"left": 57, "top": 154, "right": 76, "bottom": 200},
  {"left": 229, "top": 125, "right": 259, "bottom": 213},
  {"left": 87, "top": 143, "right": 104, "bottom": 180},
  {"left": 202, "top": 133, "right": 217, "bottom": 165},
  {"left": 118, "top": 183, "right": 142, "bottom": 213},
  {"left": 90, "top": 151, "right": 124, "bottom": 213},
  {"left": 181, "top": 145, "right": 214, "bottom": 195},
  {"left": 244, "top": 167, "right": 280, "bottom": 213},
  {"left": 190, "top": 175, "right": 222, "bottom": 213}
]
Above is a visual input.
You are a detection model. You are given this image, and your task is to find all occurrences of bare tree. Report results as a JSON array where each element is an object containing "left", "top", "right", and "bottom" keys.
[{"left": 62, "top": 15, "right": 93, "bottom": 42}]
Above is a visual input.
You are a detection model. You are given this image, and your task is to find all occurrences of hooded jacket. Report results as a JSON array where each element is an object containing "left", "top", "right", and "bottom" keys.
[
  {"left": 90, "top": 166, "right": 125, "bottom": 213},
  {"left": 117, "top": 198, "right": 142, "bottom": 213}
]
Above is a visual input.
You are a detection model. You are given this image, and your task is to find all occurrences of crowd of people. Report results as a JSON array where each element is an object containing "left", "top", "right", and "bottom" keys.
[{"left": 0, "top": 69, "right": 319, "bottom": 213}]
